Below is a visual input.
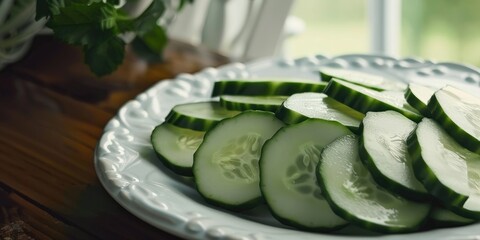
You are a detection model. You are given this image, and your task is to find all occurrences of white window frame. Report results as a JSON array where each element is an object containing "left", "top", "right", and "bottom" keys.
[{"left": 368, "top": 0, "right": 402, "bottom": 57}]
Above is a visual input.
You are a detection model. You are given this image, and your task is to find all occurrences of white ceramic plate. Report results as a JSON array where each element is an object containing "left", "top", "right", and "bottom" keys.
[{"left": 95, "top": 54, "right": 480, "bottom": 240}]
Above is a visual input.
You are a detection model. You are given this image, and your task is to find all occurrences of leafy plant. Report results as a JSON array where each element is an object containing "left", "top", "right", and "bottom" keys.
[{"left": 36, "top": 0, "right": 193, "bottom": 76}]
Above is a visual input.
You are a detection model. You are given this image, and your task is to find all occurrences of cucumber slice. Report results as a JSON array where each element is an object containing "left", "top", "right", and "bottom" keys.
[
  {"left": 317, "top": 135, "right": 431, "bottom": 233},
  {"left": 428, "top": 85, "right": 480, "bottom": 154},
  {"left": 165, "top": 101, "right": 241, "bottom": 131},
  {"left": 193, "top": 111, "right": 285, "bottom": 210},
  {"left": 260, "top": 119, "right": 351, "bottom": 231},
  {"left": 359, "top": 111, "right": 429, "bottom": 201},
  {"left": 151, "top": 123, "right": 205, "bottom": 176},
  {"left": 220, "top": 95, "right": 287, "bottom": 112},
  {"left": 211, "top": 80, "right": 327, "bottom": 97},
  {"left": 323, "top": 79, "right": 422, "bottom": 122},
  {"left": 404, "top": 83, "right": 436, "bottom": 116},
  {"left": 407, "top": 118, "right": 480, "bottom": 219},
  {"left": 275, "top": 92, "right": 364, "bottom": 133},
  {"left": 319, "top": 68, "right": 407, "bottom": 91},
  {"left": 429, "top": 206, "right": 475, "bottom": 228}
]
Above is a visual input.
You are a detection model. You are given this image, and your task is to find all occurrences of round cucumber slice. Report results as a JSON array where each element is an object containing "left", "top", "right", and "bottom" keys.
[
  {"left": 319, "top": 68, "right": 407, "bottom": 91},
  {"left": 408, "top": 118, "right": 480, "bottom": 219},
  {"left": 275, "top": 92, "right": 364, "bottom": 133},
  {"left": 323, "top": 79, "right": 422, "bottom": 122},
  {"left": 193, "top": 111, "right": 285, "bottom": 210},
  {"left": 318, "top": 135, "right": 431, "bottom": 233},
  {"left": 211, "top": 80, "right": 327, "bottom": 97},
  {"left": 260, "top": 119, "right": 351, "bottom": 231},
  {"left": 359, "top": 111, "right": 429, "bottom": 201},
  {"left": 428, "top": 85, "right": 480, "bottom": 154},
  {"left": 151, "top": 123, "right": 205, "bottom": 176},
  {"left": 165, "top": 101, "right": 241, "bottom": 131},
  {"left": 404, "top": 83, "right": 436, "bottom": 116},
  {"left": 220, "top": 95, "right": 287, "bottom": 112}
]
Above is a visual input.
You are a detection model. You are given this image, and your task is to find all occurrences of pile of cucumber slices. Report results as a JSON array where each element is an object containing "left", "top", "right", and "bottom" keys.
[{"left": 151, "top": 69, "right": 480, "bottom": 234}]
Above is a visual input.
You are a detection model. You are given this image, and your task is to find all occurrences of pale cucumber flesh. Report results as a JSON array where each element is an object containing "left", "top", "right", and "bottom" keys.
[
  {"left": 276, "top": 92, "right": 364, "bottom": 131},
  {"left": 410, "top": 118, "right": 480, "bottom": 217},
  {"left": 193, "top": 111, "right": 285, "bottom": 210},
  {"left": 360, "top": 111, "right": 428, "bottom": 200},
  {"left": 151, "top": 123, "right": 205, "bottom": 176},
  {"left": 260, "top": 119, "right": 351, "bottom": 230},
  {"left": 318, "top": 135, "right": 430, "bottom": 233},
  {"left": 165, "top": 101, "right": 240, "bottom": 131},
  {"left": 429, "top": 86, "right": 480, "bottom": 153},
  {"left": 319, "top": 67, "right": 407, "bottom": 91}
]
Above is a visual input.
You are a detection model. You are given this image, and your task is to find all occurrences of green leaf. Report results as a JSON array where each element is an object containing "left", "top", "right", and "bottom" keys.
[
  {"left": 106, "top": 0, "right": 120, "bottom": 5},
  {"left": 133, "top": 1, "right": 165, "bottom": 34},
  {"left": 131, "top": 26, "right": 168, "bottom": 63},
  {"left": 36, "top": 0, "right": 67, "bottom": 19},
  {"left": 47, "top": 2, "right": 119, "bottom": 45},
  {"left": 36, "top": 0, "right": 102, "bottom": 20},
  {"left": 35, "top": 0, "right": 52, "bottom": 20},
  {"left": 140, "top": 25, "right": 168, "bottom": 54},
  {"left": 84, "top": 36, "right": 125, "bottom": 76},
  {"left": 178, "top": 0, "right": 194, "bottom": 11}
]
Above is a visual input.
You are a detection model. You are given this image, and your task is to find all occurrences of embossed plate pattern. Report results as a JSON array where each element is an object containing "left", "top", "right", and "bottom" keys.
[{"left": 95, "top": 54, "right": 480, "bottom": 240}]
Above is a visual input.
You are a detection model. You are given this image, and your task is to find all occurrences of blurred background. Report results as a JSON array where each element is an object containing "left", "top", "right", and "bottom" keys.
[{"left": 288, "top": 0, "right": 480, "bottom": 67}]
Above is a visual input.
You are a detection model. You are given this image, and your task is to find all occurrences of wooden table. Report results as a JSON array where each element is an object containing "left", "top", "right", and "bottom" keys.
[{"left": 0, "top": 35, "right": 230, "bottom": 239}]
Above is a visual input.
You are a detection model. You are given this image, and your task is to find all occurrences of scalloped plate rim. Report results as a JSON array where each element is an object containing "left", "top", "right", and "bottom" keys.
[{"left": 94, "top": 54, "right": 480, "bottom": 240}]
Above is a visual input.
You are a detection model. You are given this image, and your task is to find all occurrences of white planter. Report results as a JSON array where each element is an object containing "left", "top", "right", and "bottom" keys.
[{"left": 0, "top": 0, "right": 46, "bottom": 70}]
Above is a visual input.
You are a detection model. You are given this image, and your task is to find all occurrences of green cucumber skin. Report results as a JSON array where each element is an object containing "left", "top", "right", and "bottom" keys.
[
  {"left": 151, "top": 124, "right": 195, "bottom": 176},
  {"left": 274, "top": 103, "right": 360, "bottom": 134},
  {"left": 319, "top": 72, "right": 333, "bottom": 82},
  {"left": 196, "top": 193, "right": 263, "bottom": 212},
  {"left": 319, "top": 71, "right": 385, "bottom": 92},
  {"left": 323, "top": 80, "right": 422, "bottom": 123},
  {"left": 427, "top": 207, "right": 476, "bottom": 228},
  {"left": 192, "top": 110, "right": 279, "bottom": 211},
  {"left": 154, "top": 150, "right": 193, "bottom": 176},
  {"left": 165, "top": 110, "right": 218, "bottom": 132},
  {"left": 258, "top": 119, "right": 351, "bottom": 232},
  {"left": 407, "top": 129, "right": 470, "bottom": 211},
  {"left": 404, "top": 89, "right": 430, "bottom": 117},
  {"left": 316, "top": 158, "right": 429, "bottom": 233},
  {"left": 264, "top": 208, "right": 348, "bottom": 232},
  {"left": 428, "top": 95, "right": 480, "bottom": 154},
  {"left": 274, "top": 102, "right": 309, "bottom": 124},
  {"left": 152, "top": 134, "right": 194, "bottom": 177},
  {"left": 429, "top": 219, "right": 475, "bottom": 229},
  {"left": 211, "top": 81, "right": 327, "bottom": 97},
  {"left": 220, "top": 98, "right": 280, "bottom": 112},
  {"left": 358, "top": 126, "right": 431, "bottom": 202}
]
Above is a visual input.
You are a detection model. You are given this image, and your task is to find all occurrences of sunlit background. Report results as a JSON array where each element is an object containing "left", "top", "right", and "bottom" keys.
[{"left": 288, "top": 0, "right": 480, "bottom": 67}]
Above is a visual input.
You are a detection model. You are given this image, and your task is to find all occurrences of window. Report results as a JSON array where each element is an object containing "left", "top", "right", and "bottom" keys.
[{"left": 289, "top": 0, "right": 480, "bottom": 67}]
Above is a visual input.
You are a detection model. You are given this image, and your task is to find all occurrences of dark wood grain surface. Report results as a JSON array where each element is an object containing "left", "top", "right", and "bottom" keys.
[{"left": 0, "top": 35, "right": 230, "bottom": 239}]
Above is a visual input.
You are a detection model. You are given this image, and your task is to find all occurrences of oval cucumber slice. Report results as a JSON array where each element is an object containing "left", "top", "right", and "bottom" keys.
[
  {"left": 324, "top": 79, "right": 422, "bottom": 122},
  {"left": 404, "top": 83, "right": 436, "bottom": 116},
  {"left": 260, "top": 119, "right": 351, "bottom": 231},
  {"left": 165, "top": 101, "right": 241, "bottom": 131},
  {"left": 220, "top": 95, "right": 287, "bottom": 112},
  {"left": 359, "top": 111, "right": 429, "bottom": 201},
  {"left": 193, "top": 111, "right": 285, "bottom": 210},
  {"left": 428, "top": 85, "right": 480, "bottom": 154},
  {"left": 211, "top": 80, "right": 327, "bottom": 97},
  {"left": 275, "top": 92, "right": 364, "bottom": 133},
  {"left": 318, "top": 135, "right": 431, "bottom": 233},
  {"left": 151, "top": 123, "right": 205, "bottom": 176},
  {"left": 407, "top": 118, "right": 480, "bottom": 219},
  {"left": 319, "top": 68, "right": 407, "bottom": 91},
  {"left": 429, "top": 206, "right": 475, "bottom": 228}
]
